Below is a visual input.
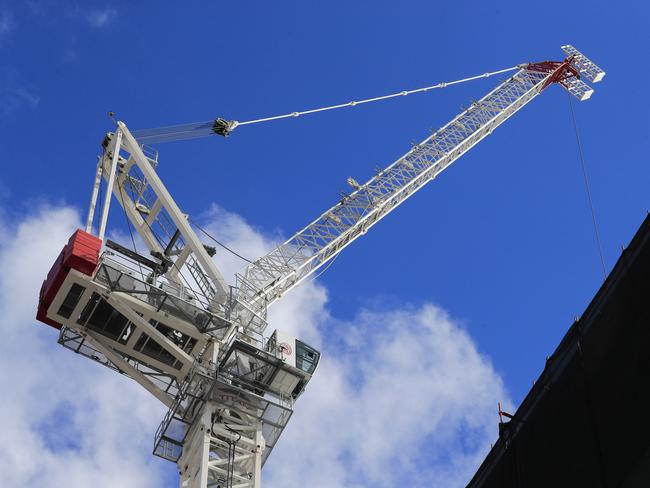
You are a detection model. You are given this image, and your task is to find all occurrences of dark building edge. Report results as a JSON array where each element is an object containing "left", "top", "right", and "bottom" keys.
[{"left": 466, "top": 213, "right": 650, "bottom": 488}]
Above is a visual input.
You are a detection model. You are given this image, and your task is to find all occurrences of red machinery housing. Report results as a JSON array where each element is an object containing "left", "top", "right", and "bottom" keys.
[{"left": 36, "top": 229, "right": 101, "bottom": 329}]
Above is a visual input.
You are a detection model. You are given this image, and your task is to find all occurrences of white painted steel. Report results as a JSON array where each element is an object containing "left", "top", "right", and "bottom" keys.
[
  {"left": 82, "top": 329, "right": 176, "bottom": 409},
  {"left": 85, "top": 157, "right": 104, "bottom": 233},
  {"left": 561, "top": 45, "right": 606, "bottom": 83},
  {"left": 564, "top": 77, "right": 594, "bottom": 101},
  {"left": 178, "top": 401, "right": 264, "bottom": 488},
  {"left": 117, "top": 123, "right": 231, "bottom": 306},
  {"left": 98, "top": 128, "right": 122, "bottom": 241},
  {"left": 236, "top": 68, "right": 553, "bottom": 324}
]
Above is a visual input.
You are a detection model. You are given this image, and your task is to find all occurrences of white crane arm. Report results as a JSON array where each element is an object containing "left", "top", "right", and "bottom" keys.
[{"left": 235, "top": 49, "right": 603, "bottom": 319}]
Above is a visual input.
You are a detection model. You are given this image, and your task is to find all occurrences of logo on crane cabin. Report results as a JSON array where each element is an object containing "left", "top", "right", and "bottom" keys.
[
  {"left": 270, "top": 330, "right": 298, "bottom": 367},
  {"left": 278, "top": 342, "right": 293, "bottom": 357}
]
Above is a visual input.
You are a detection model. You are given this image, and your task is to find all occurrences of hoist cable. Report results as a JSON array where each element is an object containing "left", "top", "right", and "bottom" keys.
[
  {"left": 115, "top": 178, "right": 207, "bottom": 302},
  {"left": 132, "top": 65, "right": 520, "bottom": 143},
  {"left": 139, "top": 212, "right": 210, "bottom": 303},
  {"left": 189, "top": 217, "right": 253, "bottom": 264},
  {"left": 189, "top": 216, "right": 342, "bottom": 284},
  {"left": 117, "top": 180, "right": 146, "bottom": 281},
  {"left": 568, "top": 93, "right": 607, "bottom": 280},
  {"left": 310, "top": 250, "right": 342, "bottom": 283}
]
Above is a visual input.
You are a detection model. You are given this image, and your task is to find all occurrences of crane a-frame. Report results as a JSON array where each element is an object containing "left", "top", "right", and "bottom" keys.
[{"left": 36, "top": 45, "right": 604, "bottom": 488}]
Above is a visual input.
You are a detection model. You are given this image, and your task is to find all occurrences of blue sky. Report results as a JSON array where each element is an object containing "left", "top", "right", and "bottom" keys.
[{"left": 1, "top": 0, "right": 648, "bottom": 486}]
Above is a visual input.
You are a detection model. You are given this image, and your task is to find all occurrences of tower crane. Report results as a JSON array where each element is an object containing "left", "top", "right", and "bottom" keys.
[{"left": 35, "top": 45, "right": 604, "bottom": 488}]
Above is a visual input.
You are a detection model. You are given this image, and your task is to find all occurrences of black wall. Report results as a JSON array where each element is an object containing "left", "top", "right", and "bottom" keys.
[{"left": 467, "top": 215, "right": 650, "bottom": 488}]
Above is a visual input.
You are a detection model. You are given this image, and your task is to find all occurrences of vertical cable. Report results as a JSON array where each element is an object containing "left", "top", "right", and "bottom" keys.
[
  {"left": 568, "top": 94, "right": 607, "bottom": 280},
  {"left": 117, "top": 180, "right": 146, "bottom": 281}
]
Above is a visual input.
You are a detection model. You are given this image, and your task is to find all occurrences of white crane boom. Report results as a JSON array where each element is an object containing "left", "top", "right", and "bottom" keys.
[{"left": 235, "top": 48, "right": 605, "bottom": 319}]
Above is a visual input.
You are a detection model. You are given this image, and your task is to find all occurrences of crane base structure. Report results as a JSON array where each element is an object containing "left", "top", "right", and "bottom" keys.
[{"left": 35, "top": 46, "right": 604, "bottom": 487}]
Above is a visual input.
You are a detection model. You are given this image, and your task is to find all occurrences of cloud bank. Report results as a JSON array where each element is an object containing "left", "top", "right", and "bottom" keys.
[
  {"left": 0, "top": 203, "right": 509, "bottom": 487},
  {"left": 0, "top": 206, "right": 173, "bottom": 487}
]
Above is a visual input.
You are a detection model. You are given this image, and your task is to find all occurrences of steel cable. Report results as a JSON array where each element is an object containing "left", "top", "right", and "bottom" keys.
[
  {"left": 132, "top": 65, "right": 520, "bottom": 143},
  {"left": 568, "top": 93, "right": 607, "bottom": 280}
]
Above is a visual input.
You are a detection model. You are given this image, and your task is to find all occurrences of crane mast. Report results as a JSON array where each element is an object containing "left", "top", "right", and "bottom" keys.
[{"left": 34, "top": 46, "right": 604, "bottom": 488}]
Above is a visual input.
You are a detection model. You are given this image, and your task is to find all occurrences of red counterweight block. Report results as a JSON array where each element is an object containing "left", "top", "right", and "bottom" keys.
[{"left": 36, "top": 229, "right": 102, "bottom": 329}]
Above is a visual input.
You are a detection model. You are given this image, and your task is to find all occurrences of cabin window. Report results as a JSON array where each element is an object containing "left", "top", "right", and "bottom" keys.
[
  {"left": 295, "top": 340, "right": 320, "bottom": 374},
  {"left": 57, "top": 283, "right": 86, "bottom": 319},
  {"left": 77, "top": 292, "right": 131, "bottom": 343},
  {"left": 134, "top": 333, "right": 183, "bottom": 370},
  {"left": 149, "top": 320, "right": 197, "bottom": 354}
]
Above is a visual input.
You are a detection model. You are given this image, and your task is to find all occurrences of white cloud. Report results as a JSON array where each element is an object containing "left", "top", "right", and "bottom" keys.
[
  {"left": 0, "top": 11, "right": 13, "bottom": 37},
  {"left": 0, "top": 67, "right": 39, "bottom": 117},
  {"left": 198, "top": 205, "right": 511, "bottom": 487},
  {"left": 0, "top": 203, "right": 510, "bottom": 487},
  {"left": 264, "top": 305, "right": 509, "bottom": 488},
  {"left": 202, "top": 203, "right": 278, "bottom": 283},
  {"left": 0, "top": 82, "right": 40, "bottom": 117},
  {"left": 87, "top": 8, "right": 117, "bottom": 28},
  {"left": 13, "top": 86, "right": 40, "bottom": 107},
  {"left": 0, "top": 206, "right": 173, "bottom": 487}
]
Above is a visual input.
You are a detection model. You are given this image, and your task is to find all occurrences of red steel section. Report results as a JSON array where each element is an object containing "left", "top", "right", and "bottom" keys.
[
  {"left": 525, "top": 56, "right": 581, "bottom": 90},
  {"left": 36, "top": 229, "right": 101, "bottom": 329}
]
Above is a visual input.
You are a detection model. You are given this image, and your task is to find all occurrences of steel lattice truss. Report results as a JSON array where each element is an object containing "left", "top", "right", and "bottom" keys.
[
  {"left": 236, "top": 68, "right": 553, "bottom": 315},
  {"left": 104, "top": 131, "right": 231, "bottom": 311},
  {"left": 236, "top": 46, "right": 605, "bottom": 322},
  {"left": 561, "top": 45, "right": 606, "bottom": 83}
]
